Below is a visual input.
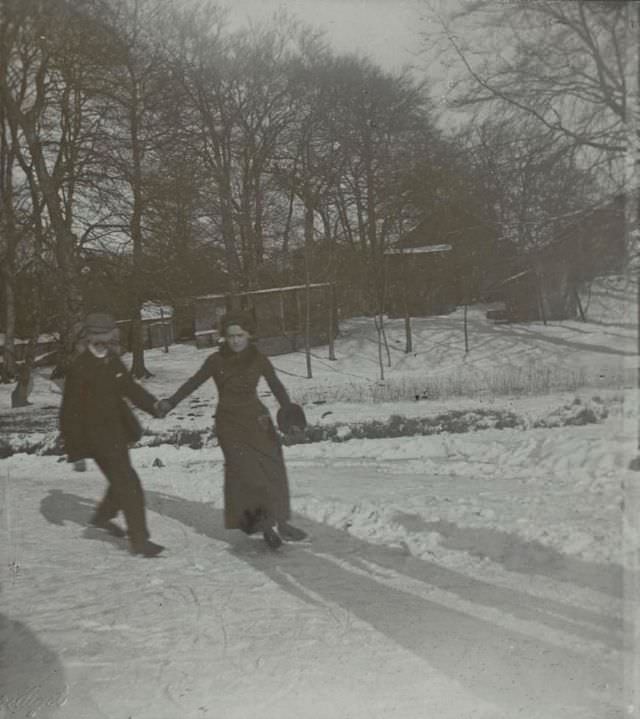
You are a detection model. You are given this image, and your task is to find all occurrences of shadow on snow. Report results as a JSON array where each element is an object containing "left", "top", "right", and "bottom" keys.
[
  {"left": 39, "top": 488, "right": 623, "bottom": 719},
  {"left": 0, "top": 612, "right": 67, "bottom": 719},
  {"left": 392, "top": 511, "right": 623, "bottom": 598}
]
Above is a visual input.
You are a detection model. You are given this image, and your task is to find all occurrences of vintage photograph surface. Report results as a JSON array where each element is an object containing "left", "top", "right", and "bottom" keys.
[{"left": 0, "top": 1, "right": 635, "bottom": 718}]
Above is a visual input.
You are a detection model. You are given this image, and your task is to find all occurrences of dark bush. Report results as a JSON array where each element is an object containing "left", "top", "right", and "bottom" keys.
[{"left": 2, "top": 402, "right": 605, "bottom": 455}]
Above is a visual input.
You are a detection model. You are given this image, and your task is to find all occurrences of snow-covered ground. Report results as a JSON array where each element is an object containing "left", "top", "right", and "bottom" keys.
[{"left": 0, "top": 275, "right": 635, "bottom": 718}]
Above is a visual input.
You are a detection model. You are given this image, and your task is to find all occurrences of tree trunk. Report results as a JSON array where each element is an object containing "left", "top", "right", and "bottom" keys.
[
  {"left": 0, "top": 107, "right": 17, "bottom": 381},
  {"left": 294, "top": 290, "right": 301, "bottom": 353},
  {"left": 375, "top": 252, "right": 388, "bottom": 378},
  {"left": 536, "top": 273, "right": 548, "bottom": 326},
  {"left": 160, "top": 306, "right": 169, "bottom": 353},
  {"left": 220, "top": 175, "right": 243, "bottom": 287},
  {"left": 25, "top": 143, "right": 83, "bottom": 371},
  {"left": 129, "top": 84, "right": 151, "bottom": 379},
  {"left": 130, "top": 316, "right": 150, "bottom": 378},
  {"left": 1, "top": 265, "right": 17, "bottom": 382},
  {"left": 279, "top": 290, "right": 292, "bottom": 351},
  {"left": 328, "top": 284, "right": 336, "bottom": 361},
  {"left": 239, "top": 185, "right": 256, "bottom": 290},
  {"left": 11, "top": 322, "right": 39, "bottom": 408},
  {"left": 280, "top": 161, "right": 297, "bottom": 259},
  {"left": 0, "top": 220, "right": 17, "bottom": 382},
  {"left": 464, "top": 303, "right": 469, "bottom": 354},
  {"left": 404, "top": 313, "right": 412, "bottom": 354},
  {"left": 574, "top": 285, "right": 586, "bottom": 321},
  {"left": 11, "top": 364, "right": 33, "bottom": 408},
  {"left": 379, "top": 256, "right": 391, "bottom": 367},
  {"left": 253, "top": 174, "right": 264, "bottom": 268},
  {"left": 402, "top": 254, "right": 413, "bottom": 354},
  {"left": 304, "top": 203, "right": 313, "bottom": 379},
  {"left": 379, "top": 318, "right": 391, "bottom": 368},
  {"left": 374, "top": 313, "right": 385, "bottom": 381},
  {"left": 129, "top": 287, "right": 149, "bottom": 379}
]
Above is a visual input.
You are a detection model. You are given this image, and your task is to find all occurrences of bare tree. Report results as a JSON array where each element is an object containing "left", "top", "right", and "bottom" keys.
[
  {"left": 0, "top": 0, "right": 115, "bottom": 375},
  {"left": 91, "top": 0, "right": 182, "bottom": 377},
  {"left": 426, "top": 0, "right": 633, "bottom": 251},
  {"left": 0, "top": 89, "right": 21, "bottom": 381},
  {"left": 327, "top": 59, "right": 433, "bottom": 373},
  {"left": 0, "top": 2, "right": 79, "bottom": 369},
  {"left": 274, "top": 41, "right": 346, "bottom": 377},
  {"left": 177, "top": 11, "right": 303, "bottom": 296}
]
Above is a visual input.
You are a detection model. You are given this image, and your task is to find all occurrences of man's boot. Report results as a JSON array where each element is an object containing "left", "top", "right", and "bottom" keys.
[
  {"left": 129, "top": 539, "right": 165, "bottom": 558},
  {"left": 89, "top": 516, "right": 126, "bottom": 538}
]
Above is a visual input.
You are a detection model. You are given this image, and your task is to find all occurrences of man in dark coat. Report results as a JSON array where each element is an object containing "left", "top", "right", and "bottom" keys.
[{"left": 59, "top": 312, "right": 164, "bottom": 557}]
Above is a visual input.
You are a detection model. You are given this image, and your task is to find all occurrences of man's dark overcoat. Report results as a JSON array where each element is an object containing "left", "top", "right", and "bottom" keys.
[
  {"left": 60, "top": 350, "right": 157, "bottom": 461},
  {"left": 167, "top": 343, "right": 292, "bottom": 532}
]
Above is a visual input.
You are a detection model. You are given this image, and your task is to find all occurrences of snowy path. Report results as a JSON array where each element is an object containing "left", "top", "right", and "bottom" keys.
[{"left": 1, "top": 456, "right": 623, "bottom": 719}]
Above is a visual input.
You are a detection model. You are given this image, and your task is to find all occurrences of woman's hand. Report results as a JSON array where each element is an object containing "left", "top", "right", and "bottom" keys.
[
  {"left": 154, "top": 399, "right": 173, "bottom": 418},
  {"left": 286, "top": 425, "right": 306, "bottom": 443}
]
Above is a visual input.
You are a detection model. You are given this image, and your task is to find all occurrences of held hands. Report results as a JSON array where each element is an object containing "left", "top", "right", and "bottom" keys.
[
  {"left": 154, "top": 398, "right": 173, "bottom": 419},
  {"left": 280, "top": 424, "right": 305, "bottom": 446},
  {"left": 285, "top": 424, "right": 305, "bottom": 442}
]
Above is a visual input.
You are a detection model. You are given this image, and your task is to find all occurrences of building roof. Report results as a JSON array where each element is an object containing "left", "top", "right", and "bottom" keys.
[
  {"left": 195, "top": 283, "right": 332, "bottom": 301},
  {"left": 384, "top": 244, "right": 452, "bottom": 256}
]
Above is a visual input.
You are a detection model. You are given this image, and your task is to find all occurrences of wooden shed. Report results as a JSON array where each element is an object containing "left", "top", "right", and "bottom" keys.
[
  {"left": 194, "top": 283, "right": 337, "bottom": 356},
  {"left": 484, "top": 253, "right": 577, "bottom": 322},
  {"left": 486, "top": 194, "right": 627, "bottom": 322},
  {"left": 384, "top": 244, "right": 458, "bottom": 317},
  {"left": 116, "top": 303, "right": 174, "bottom": 352}
]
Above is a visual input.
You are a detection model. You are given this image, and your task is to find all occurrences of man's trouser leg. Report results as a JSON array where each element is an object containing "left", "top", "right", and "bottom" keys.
[
  {"left": 92, "top": 446, "right": 150, "bottom": 545},
  {"left": 92, "top": 482, "right": 119, "bottom": 524}
]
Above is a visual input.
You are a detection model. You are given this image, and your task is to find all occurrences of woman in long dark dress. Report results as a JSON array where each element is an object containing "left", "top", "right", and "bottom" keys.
[{"left": 158, "top": 311, "right": 307, "bottom": 550}]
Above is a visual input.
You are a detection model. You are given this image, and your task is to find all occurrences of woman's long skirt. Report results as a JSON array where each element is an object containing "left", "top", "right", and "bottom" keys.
[{"left": 216, "top": 404, "right": 291, "bottom": 533}]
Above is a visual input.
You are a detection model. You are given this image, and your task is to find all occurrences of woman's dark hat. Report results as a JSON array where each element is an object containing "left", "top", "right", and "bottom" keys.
[
  {"left": 276, "top": 403, "right": 307, "bottom": 433},
  {"left": 219, "top": 310, "right": 257, "bottom": 335}
]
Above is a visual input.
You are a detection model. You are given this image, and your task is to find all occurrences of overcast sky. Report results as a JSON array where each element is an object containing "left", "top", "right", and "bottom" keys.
[{"left": 223, "top": 0, "right": 428, "bottom": 74}]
